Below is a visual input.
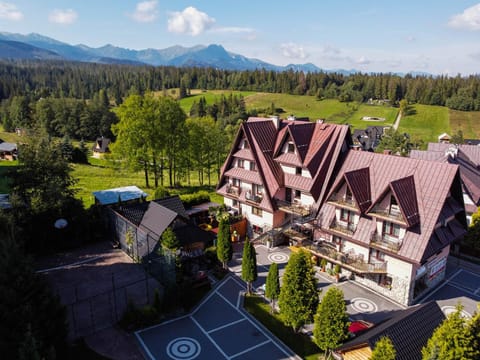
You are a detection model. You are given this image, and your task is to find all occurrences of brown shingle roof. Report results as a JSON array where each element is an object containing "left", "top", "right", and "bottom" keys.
[
  {"left": 390, "top": 175, "right": 420, "bottom": 227},
  {"left": 318, "top": 151, "right": 464, "bottom": 264},
  {"left": 335, "top": 301, "right": 445, "bottom": 360}
]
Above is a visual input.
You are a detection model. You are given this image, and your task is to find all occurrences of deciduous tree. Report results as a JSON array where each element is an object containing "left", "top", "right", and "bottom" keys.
[{"left": 278, "top": 249, "right": 318, "bottom": 332}]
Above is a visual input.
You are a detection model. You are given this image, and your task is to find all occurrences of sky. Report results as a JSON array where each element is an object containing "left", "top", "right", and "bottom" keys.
[{"left": 1, "top": 1, "right": 480, "bottom": 75}]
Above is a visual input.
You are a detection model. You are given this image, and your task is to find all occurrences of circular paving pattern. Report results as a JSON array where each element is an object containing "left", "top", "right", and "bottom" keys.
[
  {"left": 267, "top": 252, "right": 290, "bottom": 264},
  {"left": 166, "top": 337, "right": 201, "bottom": 360},
  {"left": 441, "top": 305, "right": 471, "bottom": 319},
  {"left": 351, "top": 298, "right": 378, "bottom": 313}
]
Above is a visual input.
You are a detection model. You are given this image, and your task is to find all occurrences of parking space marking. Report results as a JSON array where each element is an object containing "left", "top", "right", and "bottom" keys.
[
  {"left": 230, "top": 340, "right": 272, "bottom": 359},
  {"left": 419, "top": 268, "right": 463, "bottom": 303},
  {"left": 208, "top": 318, "right": 246, "bottom": 334},
  {"left": 190, "top": 316, "right": 229, "bottom": 359}
]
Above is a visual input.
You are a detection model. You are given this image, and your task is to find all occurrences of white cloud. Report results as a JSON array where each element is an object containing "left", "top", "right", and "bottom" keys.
[
  {"left": 448, "top": 4, "right": 480, "bottom": 30},
  {"left": 406, "top": 35, "right": 416, "bottom": 42},
  {"left": 49, "top": 9, "right": 78, "bottom": 24},
  {"left": 356, "top": 56, "right": 371, "bottom": 65},
  {"left": 0, "top": 2, "right": 23, "bottom": 21},
  {"left": 280, "top": 42, "right": 307, "bottom": 59},
  {"left": 132, "top": 0, "right": 158, "bottom": 23},
  {"left": 212, "top": 26, "right": 256, "bottom": 40},
  {"left": 168, "top": 7, "right": 215, "bottom": 36}
]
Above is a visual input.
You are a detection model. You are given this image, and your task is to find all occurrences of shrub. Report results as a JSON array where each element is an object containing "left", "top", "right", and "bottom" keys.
[{"left": 180, "top": 191, "right": 210, "bottom": 209}]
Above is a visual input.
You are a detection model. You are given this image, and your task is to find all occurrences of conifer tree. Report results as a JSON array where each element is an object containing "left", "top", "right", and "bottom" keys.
[
  {"left": 278, "top": 249, "right": 318, "bottom": 332},
  {"left": 265, "top": 262, "right": 280, "bottom": 313},
  {"left": 371, "top": 336, "right": 396, "bottom": 360},
  {"left": 313, "top": 287, "right": 350, "bottom": 359},
  {"left": 216, "top": 219, "right": 232, "bottom": 269},
  {"left": 241, "top": 239, "right": 257, "bottom": 294}
]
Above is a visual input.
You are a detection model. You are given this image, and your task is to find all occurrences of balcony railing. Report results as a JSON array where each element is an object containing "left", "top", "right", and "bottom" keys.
[
  {"left": 328, "top": 193, "right": 356, "bottom": 208},
  {"left": 329, "top": 218, "right": 357, "bottom": 236},
  {"left": 370, "top": 232, "right": 402, "bottom": 252},
  {"left": 226, "top": 185, "right": 241, "bottom": 196},
  {"left": 275, "top": 198, "right": 312, "bottom": 217},
  {"left": 303, "top": 242, "right": 387, "bottom": 274},
  {"left": 370, "top": 208, "right": 403, "bottom": 222},
  {"left": 245, "top": 191, "right": 262, "bottom": 203}
]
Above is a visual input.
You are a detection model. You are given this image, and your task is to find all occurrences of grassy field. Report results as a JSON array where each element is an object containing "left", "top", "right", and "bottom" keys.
[
  {"left": 244, "top": 93, "right": 397, "bottom": 132},
  {"left": 72, "top": 158, "right": 222, "bottom": 208},
  {"left": 449, "top": 109, "right": 480, "bottom": 139},
  {"left": 398, "top": 104, "right": 450, "bottom": 144},
  {"left": 172, "top": 89, "right": 255, "bottom": 114}
]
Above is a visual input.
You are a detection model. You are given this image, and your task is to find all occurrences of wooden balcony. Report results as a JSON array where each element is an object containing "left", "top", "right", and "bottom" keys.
[
  {"left": 370, "top": 232, "right": 402, "bottom": 252},
  {"left": 275, "top": 198, "right": 312, "bottom": 217},
  {"left": 369, "top": 208, "right": 404, "bottom": 223},
  {"left": 226, "top": 185, "right": 241, "bottom": 197},
  {"left": 328, "top": 193, "right": 356, "bottom": 209},
  {"left": 329, "top": 218, "right": 357, "bottom": 237},
  {"left": 303, "top": 242, "right": 387, "bottom": 274}
]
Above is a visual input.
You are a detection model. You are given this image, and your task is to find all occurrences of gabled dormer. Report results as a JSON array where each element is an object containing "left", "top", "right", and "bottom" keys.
[
  {"left": 368, "top": 175, "right": 420, "bottom": 227},
  {"left": 327, "top": 168, "right": 371, "bottom": 213},
  {"left": 368, "top": 175, "right": 419, "bottom": 252}
]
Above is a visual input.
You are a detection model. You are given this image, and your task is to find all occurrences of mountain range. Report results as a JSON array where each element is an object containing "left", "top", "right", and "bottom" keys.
[{"left": 0, "top": 31, "right": 355, "bottom": 74}]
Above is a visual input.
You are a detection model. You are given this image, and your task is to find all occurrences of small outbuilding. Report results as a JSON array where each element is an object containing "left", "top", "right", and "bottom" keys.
[
  {"left": 92, "top": 136, "right": 111, "bottom": 158},
  {"left": 0, "top": 142, "right": 17, "bottom": 160},
  {"left": 92, "top": 185, "right": 147, "bottom": 206}
]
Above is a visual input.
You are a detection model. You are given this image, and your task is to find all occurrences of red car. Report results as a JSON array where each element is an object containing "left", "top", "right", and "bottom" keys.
[{"left": 348, "top": 320, "right": 374, "bottom": 337}]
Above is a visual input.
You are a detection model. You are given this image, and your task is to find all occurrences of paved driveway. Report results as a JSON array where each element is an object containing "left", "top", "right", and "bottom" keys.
[{"left": 136, "top": 275, "right": 298, "bottom": 360}]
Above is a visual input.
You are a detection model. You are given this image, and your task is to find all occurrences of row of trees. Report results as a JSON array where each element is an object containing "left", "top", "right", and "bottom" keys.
[
  {"left": 2, "top": 60, "right": 480, "bottom": 110},
  {"left": 112, "top": 93, "right": 236, "bottom": 188},
  {"left": 0, "top": 90, "right": 117, "bottom": 139}
]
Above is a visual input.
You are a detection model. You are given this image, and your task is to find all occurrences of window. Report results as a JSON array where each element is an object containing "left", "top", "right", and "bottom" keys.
[
  {"left": 237, "top": 159, "right": 244, "bottom": 168},
  {"left": 232, "top": 200, "right": 239, "bottom": 208},
  {"left": 253, "top": 184, "right": 264, "bottom": 195},
  {"left": 371, "top": 249, "right": 385, "bottom": 261},
  {"left": 296, "top": 167, "right": 302, "bottom": 175},
  {"left": 345, "top": 187, "right": 353, "bottom": 203},
  {"left": 295, "top": 190, "right": 301, "bottom": 199},
  {"left": 383, "top": 221, "right": 400, "bottom": 237},
  {"left": 232, "top": 178, "right": 241, "bottom": 187},
  {"left": 389, "top": 196, "right": 400, "bottom": 216},
  {"left": 340, "top": 208, "right": 351, "bottom": 222},
  {"left": 250, "top": 162, "right": 256, "bottom": 171},
  {"left": 253, "top": 225, "right": 263, "bottom": 234},
  {"left": 287, "top": 142, "right": 295, "bottom": 153},
  {"left": 243, "top": 139, "right": 249, "bottom": 149},
  {"left": 252, "top": 206, "right": 263, "bottom": 217}
]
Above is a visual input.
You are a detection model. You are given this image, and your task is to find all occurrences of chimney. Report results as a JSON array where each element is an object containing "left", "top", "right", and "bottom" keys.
[
  {"left": 383, "top": 150, "right": 392, "bottom": 155},
  {"left": 270, "top": 115, "right": 281, "bottom": 129}
]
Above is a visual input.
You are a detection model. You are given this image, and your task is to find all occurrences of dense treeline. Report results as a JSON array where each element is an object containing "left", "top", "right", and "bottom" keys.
[{"left": 1, "top": 60, "right": 480, "bottom": 112}]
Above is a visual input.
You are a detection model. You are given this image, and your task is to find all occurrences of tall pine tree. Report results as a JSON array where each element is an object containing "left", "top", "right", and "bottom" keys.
[
  {"left": 241, "top": 238, "right": 257, "bottom": 295},
  {"left": 265, "top": 262, "right": 280, "bottom": 313},
  {"left": 216, "top": 219, "right": 232, "bottom": 270}
]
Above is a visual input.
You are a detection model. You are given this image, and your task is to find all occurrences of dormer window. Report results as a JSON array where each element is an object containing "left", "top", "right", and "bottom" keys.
[
  {"left": 250, "top": 162, "right": 256, "bottom": 171},
  {"left": 345, "top": 187, "right": 353, "bottom": 203},
  {"left": 237, "top": 159, "right": 244, "bottom": 168},
  {"left": 296, "top": 167, "right": 302, "bottom": 175},
  {"left": 389, "top": 196, "right": 400, "bottom": 216},
  {"left": 287, "top": 142, "right": 295, "bottom": 153},
  {"left": 243, "top": 140, "right": 249, "bottom": 149}
]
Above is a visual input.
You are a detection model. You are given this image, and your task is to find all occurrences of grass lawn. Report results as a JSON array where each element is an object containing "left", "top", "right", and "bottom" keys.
[
  {"left": 73, "top": 158, "right": 221, "bottom": 208},
  {"left": 398, "top": 104, "right": 450, "bottom": 145},
  {"left": 174, "top": 90, "right": 256, "bottom": 114},
  {"left": 243, "top": 294, "right": 323, "bottom": 360},
  {"left": 449, "top": 109, "right": 480, "bottom": 139}
]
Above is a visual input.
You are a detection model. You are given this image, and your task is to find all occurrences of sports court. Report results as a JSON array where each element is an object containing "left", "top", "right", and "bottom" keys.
[{"left": 136, "top": 275, "right": 298, "bottom": 360}]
